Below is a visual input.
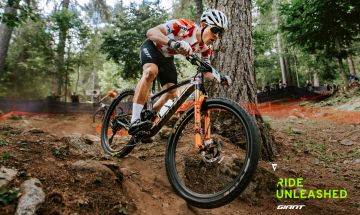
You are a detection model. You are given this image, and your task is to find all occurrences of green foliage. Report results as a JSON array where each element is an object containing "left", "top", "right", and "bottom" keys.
[
  {"left": 280, "top": 0, "right": 360, "bottom": 58},
  {"left": 0, "top": 151, "right": 15, "bottom": 163},
  {"left": 98, "top": 61, "right": 137, "bottom": 92},
  {"left": 0, "top": 0, "right": 38, "bottom": 28},
  {"left": 101, "top": 3, "right": 168, "bottom": 80},
  {"left": 52, "top": 147, "right": 68, "bottom": 159},
  {"left": 0, "top": 187, "right": 19, "bottom": 205},
  {"left": 172, "top": 0, "right": 197, "bottom": 20},
  {"left": 114, "top": 203, "right": 128, "bottom": 215},
  {"left": 1, "top": 18, "right": 54, "bottom": 98},
  {"left": 0, "top": 139, "right": 8, "bottom": 146}
]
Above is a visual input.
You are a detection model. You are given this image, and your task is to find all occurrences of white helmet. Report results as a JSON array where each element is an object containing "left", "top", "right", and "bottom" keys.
[{"left": 201, "top": 9, "right": 228, "bottom": 30}]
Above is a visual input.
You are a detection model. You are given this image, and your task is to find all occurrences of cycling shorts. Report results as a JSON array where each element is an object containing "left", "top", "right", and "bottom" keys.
[{"left": 140, "top": 39, "right": 177, "bottom": 86}]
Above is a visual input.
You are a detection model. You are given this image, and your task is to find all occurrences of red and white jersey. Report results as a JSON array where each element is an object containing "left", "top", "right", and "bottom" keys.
[{"left": 153, "top": 19, "right": 212, "bottom": 63}]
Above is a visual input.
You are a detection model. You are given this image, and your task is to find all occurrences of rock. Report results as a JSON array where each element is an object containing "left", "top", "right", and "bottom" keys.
[
  {"left": 71, "top": 160, "right": 122, "bottom": 182},
  {"left": 312, "top": 158, "right": 320, "bottom": 165},
  {"left": 354, "top": 159, "right": 360, "bottom": 164},
  {"left": 291, "top": 128, "right": 302, "bottom": 134},
  {"left": 15, "top": 178, "right": 45, "bottom": 215},
  {"left": 158, "top": 127, "right": 172, "bottom": 139},
  {"left": 239, "top": 166, "right": 278, "bottom": 202},
  {"left": 343, "top": 160, "right": 350, "bottom": 164},
  {"left": 289, "top": 109, "right": 305, "bottom": 119},
  {"left": 328, "top": 137, "right": 338, "bottom": 143},
  {"left": 340, "top": 139, "right": 354, "bottom": 146},
  {"left": 82, "top": 134, "right": 100, "bottom": 144},
  {"left": 288, "top": 115, "right": 299, "bottom": 120},
  {"left": 0, "top": 166, "right": 18, "bottom": 189},
  {"left": 61, "top": 134, "right": 103, "bottom": 157},
  {"left": 21, "top": 128, "right": 45, "bottom": 135}
]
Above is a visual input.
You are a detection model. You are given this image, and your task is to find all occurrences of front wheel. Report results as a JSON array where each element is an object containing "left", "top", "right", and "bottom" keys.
[
  {"left": 101, "top": 89, "right": 135, "bottom": 157},
  {"left": 165, "top": 98, "right": 260, "bottom": 208}
]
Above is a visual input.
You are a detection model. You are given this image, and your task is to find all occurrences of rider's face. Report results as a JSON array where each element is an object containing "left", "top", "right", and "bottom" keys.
[{"left": 201, "top": 23, "right": 222, "bottom": 45}]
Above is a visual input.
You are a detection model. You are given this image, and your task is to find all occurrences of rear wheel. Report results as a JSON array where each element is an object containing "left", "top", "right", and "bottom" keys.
[
  {"left": 93, "top": 107, "right": 106, "bottom": 123},
  {"left": 101, "top": 89, "right": 136, "bottom": 157},
  {"left": 165, "top": 98, "right": 260, "bottom": 208}
]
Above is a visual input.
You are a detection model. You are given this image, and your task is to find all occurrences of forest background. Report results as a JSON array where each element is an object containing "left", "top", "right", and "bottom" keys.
[{"left": 0, "top": 0, "right": 359, "bottom": 101}]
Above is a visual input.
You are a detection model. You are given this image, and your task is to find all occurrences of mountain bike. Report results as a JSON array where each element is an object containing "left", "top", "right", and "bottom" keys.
[
  {"left": 92, "top": 91, "right": 117, "bottom": 123},
  {"left": 101, "top": 54, "right": 260, "bottom": 208}
]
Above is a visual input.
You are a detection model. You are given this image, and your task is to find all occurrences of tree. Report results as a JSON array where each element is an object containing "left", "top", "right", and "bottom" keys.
[
  {"left": 1, "top": 18, "right": 55, "bottom": 98},
  {"left": 0, "top": 0, "right": 34, "bottom": 73},
  {"left": 101, "top": 2, "right": 168, "bottom": 80},
  {"left": 193, "top": 0, "right": 203, "bottom": 20},
  {"left": 49, "top": 0, "right": 106, "bottom": 100},
  {"left": 280, "top": 0, "right": 360, "bottom": 85},
  {"left": 208, "top": 0, "right": 276, "bottom": 160}
]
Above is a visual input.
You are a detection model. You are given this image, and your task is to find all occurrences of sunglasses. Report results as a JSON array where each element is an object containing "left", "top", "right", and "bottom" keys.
[{"left": 210, "top": 26, "right": 224, "bottom": 36}]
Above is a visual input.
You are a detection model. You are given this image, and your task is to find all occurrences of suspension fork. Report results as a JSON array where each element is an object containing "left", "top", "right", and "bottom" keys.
[{"left": 194, "top": 87, "right": 209, "bottom": 150}]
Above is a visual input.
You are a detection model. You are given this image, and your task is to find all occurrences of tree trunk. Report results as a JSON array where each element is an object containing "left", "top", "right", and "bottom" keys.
[
  {"left": 313, "top": 72, "right": 319, "bottom": 87},
  {"left": 347, "top": 53, "right": 356, "bottom": 75},
  {"left": 0, "top": 0, "right": 20, "bottom": 73},
  {"left": 273, "top": 0, "right": 292, "bottom": 86},
  {"left": 337, "top": 57, "right": 349, "bottom": 86},
  {"left": 208, "top": 0, "right": 276, "bottom": 161},
  {"left": 194, "top": 0, "right": 203, "bottom": 20},
  {"left": 53, "top": 0, "right": 70, "bottom": 98}
]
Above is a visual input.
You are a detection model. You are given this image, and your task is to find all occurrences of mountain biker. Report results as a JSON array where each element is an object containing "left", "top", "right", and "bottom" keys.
[{"left": 129, "top": 9, "right": 231, "bottom": 134}]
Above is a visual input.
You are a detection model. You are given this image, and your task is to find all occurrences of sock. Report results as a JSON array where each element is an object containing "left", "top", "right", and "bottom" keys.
[{"left": 131, "top": 103, "right": 144, "bottom": 123}]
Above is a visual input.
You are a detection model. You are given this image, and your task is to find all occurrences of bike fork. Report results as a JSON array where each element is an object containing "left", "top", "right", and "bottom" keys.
[{"left": 194, "top": 88, "right": 209, "bottom": 150}]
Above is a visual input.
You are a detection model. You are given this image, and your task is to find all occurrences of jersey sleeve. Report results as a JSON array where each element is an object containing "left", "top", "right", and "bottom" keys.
[
  {"left": 201, "top": 47, "right": 212, "bottom": 65},
  {"left": 162, "top": 19, "right": 181, "bottom": 36},
  {"left": 162, "top": 19, "right": 195, "bottom": 37}
]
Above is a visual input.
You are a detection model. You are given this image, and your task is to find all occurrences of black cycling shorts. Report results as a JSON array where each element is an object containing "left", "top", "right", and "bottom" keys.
[{"left": 140, "top": 39, "right": 177, "bottom": 86}]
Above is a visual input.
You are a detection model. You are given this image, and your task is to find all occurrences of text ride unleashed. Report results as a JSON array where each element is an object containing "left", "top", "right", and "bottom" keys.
[{"left": 276, "top": 178, "right": 348, "bottom": 199}]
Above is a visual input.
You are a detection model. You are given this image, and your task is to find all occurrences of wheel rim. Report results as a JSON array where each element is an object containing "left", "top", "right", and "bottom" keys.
[
  {"left": 102, "top": 93, "right": 134, "bottom": 153},
  {"left": 169, "top": 104, "right": 253, "bottom": 198}
]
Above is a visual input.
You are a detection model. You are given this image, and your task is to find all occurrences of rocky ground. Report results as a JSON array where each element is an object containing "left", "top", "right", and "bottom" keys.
[{"left": 0, "top": 94, "right": 359, "bottom": 215}]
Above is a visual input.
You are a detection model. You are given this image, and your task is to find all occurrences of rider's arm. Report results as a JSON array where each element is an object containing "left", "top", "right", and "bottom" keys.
[
  {"left": 146, "top": 25, "right": 171, "bottom": 45},
  {"left": 204, "top": 72, "right": 215, "bottom": 81},
  {"left": 200, "top": 47, "right": 215, "bottom": 81}
]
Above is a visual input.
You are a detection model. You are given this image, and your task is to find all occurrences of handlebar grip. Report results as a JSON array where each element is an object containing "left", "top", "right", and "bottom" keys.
[{"left": 174, "top": 41, "right": 181, "bottom": 49}]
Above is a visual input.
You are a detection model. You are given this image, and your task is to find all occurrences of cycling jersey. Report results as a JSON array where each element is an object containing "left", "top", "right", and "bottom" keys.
[{"left": 153, "top": 19, "right": 212, "bottom": 63}]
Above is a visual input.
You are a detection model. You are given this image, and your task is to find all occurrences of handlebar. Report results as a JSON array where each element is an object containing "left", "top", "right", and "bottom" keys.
[
  {"left": 173, "top": 41, "right": 222, "bottom": 81},
  {"left": 186, "top": 54, "right": 222, "bottom": 81}
]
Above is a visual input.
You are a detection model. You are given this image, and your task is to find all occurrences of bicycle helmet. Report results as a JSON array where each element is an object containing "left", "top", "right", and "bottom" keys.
[{"left": 200, "top": 9, "right": 228, "bottom": 30}]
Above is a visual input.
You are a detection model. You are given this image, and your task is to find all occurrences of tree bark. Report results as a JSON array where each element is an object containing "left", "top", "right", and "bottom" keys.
[
  {"left": 337, "top": 57, "right": 349, "bottom": 86},
  {"left": 347, "top": 53, "right": 356, "bottom": 75},
  {"left": 208, "top": 0, "right": 276, "bottom": 161},
  {"left": 194, "top": 0, "right": 203, "bottom": 20},
  {"left": 53, "top": 0, "right": 70, "bottom": 98},
  {"left": 0, "top": 0, "right": 20, "bottom": 73},
  {"left": 313, "top": 72, "right": 319, "bottom": 87}
]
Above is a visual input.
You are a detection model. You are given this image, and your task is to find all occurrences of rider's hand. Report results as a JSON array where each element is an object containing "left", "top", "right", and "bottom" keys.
[
  {"left": 170, "top": 40, "right": 192, "bottom": 56},
  {"left": 220, "top": 75, "right": 232, "bottom": 86}
]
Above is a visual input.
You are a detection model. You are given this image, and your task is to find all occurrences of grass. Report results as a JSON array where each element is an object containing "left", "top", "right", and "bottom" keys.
[
  {"left": 0, "top": 187, "right": 19, "bottom": 205},
  {"left": 0, "top": 139, "right": 8, "bottom": 146},
  {"left": 51, "top": 147, "right": 68, "bottom": 159},
  {"left": 0, "top": 152, "right": 15, "bottom": 164}
]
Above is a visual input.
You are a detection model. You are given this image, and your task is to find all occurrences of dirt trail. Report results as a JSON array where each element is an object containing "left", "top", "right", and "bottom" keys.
[{"left": 0, "top": 103, "right": 359, "bottom": 214}]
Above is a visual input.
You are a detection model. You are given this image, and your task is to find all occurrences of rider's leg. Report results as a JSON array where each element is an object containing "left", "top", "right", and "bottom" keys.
[
  {"left": 153, "top": 55, "right": 178, "bottom": 112},
  {"left": 131, "top": 63, "right": 159, "bottom": 123},
  {"left": 153, "top": 83, "right": 178, "bottom": 112}
]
